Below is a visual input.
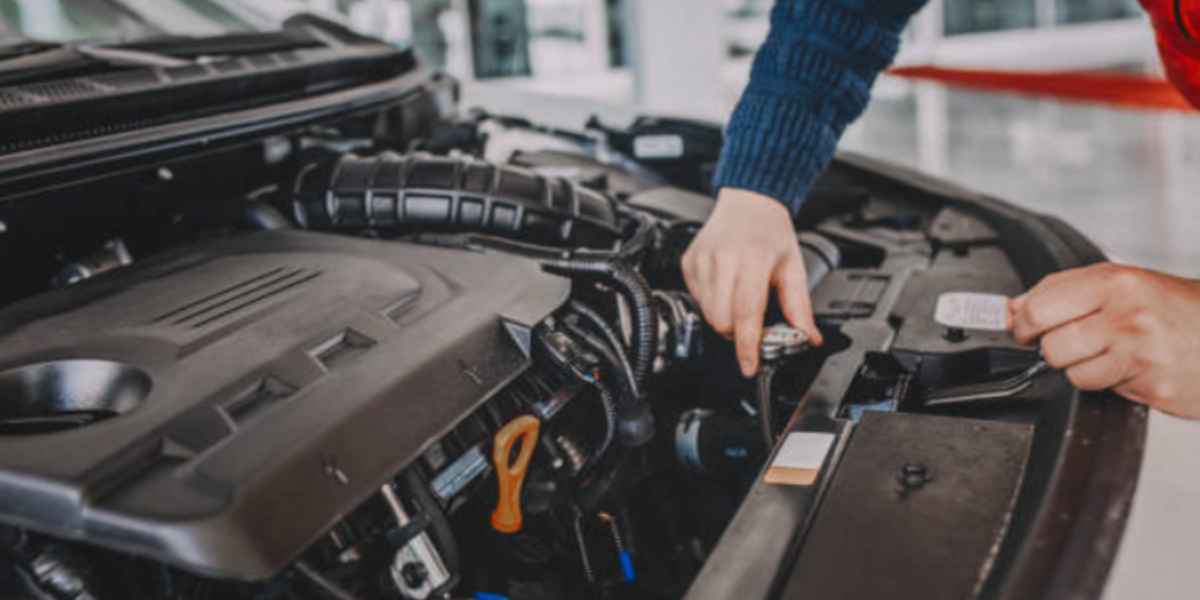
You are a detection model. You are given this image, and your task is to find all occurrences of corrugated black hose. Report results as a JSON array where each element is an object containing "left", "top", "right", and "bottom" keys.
[{"left": 541, "top": 259, "right": 657, "bottom": 388}]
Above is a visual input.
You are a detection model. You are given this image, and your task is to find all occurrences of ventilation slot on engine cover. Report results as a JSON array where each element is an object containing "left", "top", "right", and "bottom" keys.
[
  {"left": 151, "top": 266, "right": 322, "bottom": 329},
  {"left": 224, "top": 377, "right": 297, "bottom": 423},
  {"left": 310, "top": 329, "right": 376, "bottom": 371}
]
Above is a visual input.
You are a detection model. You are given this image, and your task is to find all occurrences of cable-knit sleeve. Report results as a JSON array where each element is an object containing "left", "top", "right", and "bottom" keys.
[{"left": 713, "top": 0, "right": 928, "bottom": 212}]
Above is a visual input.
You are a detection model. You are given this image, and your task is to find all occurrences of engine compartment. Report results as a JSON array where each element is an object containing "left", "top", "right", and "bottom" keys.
[
  {"left": 0, "top": 70, "right": 1145, "bottom": 600},
  {"left": 0, "top": 231, "right": 569, "bottom": 582}
]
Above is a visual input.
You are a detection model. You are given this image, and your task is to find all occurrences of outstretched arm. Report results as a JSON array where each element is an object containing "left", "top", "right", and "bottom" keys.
[
  {"left": 714, "top": 0, "right": 928, "bottom": 209},
  {"left": 685, "top": 0, "right": 927, "bottom": 376}
]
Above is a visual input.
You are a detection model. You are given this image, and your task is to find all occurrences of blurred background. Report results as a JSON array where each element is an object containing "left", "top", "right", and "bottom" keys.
[
  {"left": 0, "top": 0, "right": 1195, "bottom": 277},
  {"left": 229, "top": 0, "right": 1193, "bottom": 279}
]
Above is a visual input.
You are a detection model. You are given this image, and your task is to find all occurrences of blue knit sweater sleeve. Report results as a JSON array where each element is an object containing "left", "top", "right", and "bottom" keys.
[{"left": 714, "top": 0, "right": 928, "bottom": 212}]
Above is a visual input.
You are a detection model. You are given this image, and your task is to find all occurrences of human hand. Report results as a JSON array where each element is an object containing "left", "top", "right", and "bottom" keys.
[
  {"left": 681, "top": 187, "right": 823, "bottom": 377},
  {"left": 1010, "top": 262, "right": 1200, "bottom": 419}
]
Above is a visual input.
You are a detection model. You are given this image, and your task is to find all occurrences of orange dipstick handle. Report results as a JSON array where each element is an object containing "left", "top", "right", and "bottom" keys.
[{"left": 490, "top": 415, "right": 540, "bottom": 534}]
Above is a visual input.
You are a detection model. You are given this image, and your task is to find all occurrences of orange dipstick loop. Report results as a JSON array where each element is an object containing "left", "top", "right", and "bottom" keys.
[{"left": 490, "top": 415, "right": 540, "bottom": 534}]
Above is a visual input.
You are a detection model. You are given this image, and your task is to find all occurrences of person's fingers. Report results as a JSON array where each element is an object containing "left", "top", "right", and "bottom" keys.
[
  {"left": 681, "top": 250, "right": 702, "bottom": 307},
  {"left": 732, "top": 264, "right": 771, "bottom": 376},
  {"left": 705, "top": 254, "right": 738, "bottom": 338},
  {"left": 1114, "top": 375, "right": 1181, "bottom": 415},
  {"left": 1007, "top": 295, "right": 1026, "bottom": 330},
  {"left": 1063, "top": 349, "right": 1135, "bottom": 391},
  {"left": 1011, "top": 268, "right": 1108, "bottom": 343},
  {"left": 774, "top": 252, "right": 823, "bottom": 346},
  {"left": 685, "top": 252, "right": 715, "bottom": 318},
  {"left": 1039, "top": 312, "right": 1111, "bottom": 369}
]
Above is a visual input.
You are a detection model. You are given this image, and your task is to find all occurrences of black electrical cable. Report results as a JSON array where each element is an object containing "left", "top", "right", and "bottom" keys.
[
  {"left": 416, "top": 232, "right": 658, "bottom": 387},
  {"left": 569, "top": 300, "right": 640, "bottom": 398},
  {"left": 537, "top": 325, "right": 620, "bottom": 462},
  {"left": 586, "top": 378, "right": 618, "bottom": 469},
  {"left": 542, "top": 259, "right": 657, "bottom": 387},
  {"left": 756, "top": 363, "right": 780, "bottom": 448},
  {"left": 555, "top": 323, "right": 620, "bottom": 467},
  {"left": 458, "top": 234, "right": 574, "bottom": 260},
  {"left": 572, "top": 507, "right": 596, "bottom": 584}
]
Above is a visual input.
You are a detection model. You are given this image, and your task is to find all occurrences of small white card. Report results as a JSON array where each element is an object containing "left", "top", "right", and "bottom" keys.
[
  {"left": 633, "top": 134, "right": 685, "bottom": 159},
  {"left": 934, "top": 292, "right": 1010, "bottom": 332},
  {"left": 764, "top": 432, "right": 835, "bottom": 486}
]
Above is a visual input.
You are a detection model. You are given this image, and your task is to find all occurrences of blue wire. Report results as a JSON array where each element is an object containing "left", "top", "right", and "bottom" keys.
[
  {"left": 474, "top": 593, "right": 508, "bottom": 600},
  {"left": 618, "top": 550, "right": 636, "bottom": 583}
]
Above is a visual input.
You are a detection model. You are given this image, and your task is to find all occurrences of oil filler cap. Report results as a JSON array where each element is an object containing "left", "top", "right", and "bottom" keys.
[{"left": 761, "top": 324, "right": 809, "bottom": 362}]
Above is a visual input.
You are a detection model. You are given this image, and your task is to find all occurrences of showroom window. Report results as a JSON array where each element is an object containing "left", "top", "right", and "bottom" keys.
[
  {"left": 945, "top": 0, "right": 1142, "bottom": 34},
  {"left": 945, "top": 0, "right": 1038, "bottom": 35},
  {"left": 1055, "top": 0, "right": 1140, "bottom": 24}
]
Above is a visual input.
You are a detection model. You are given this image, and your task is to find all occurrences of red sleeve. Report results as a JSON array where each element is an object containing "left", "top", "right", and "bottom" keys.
[{"left": 1140, "top": 0, "right": 1200, "bottom": 108}]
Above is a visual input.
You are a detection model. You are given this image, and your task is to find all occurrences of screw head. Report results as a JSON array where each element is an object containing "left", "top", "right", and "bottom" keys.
[
  {"left": 896, "top": 463, "right": 932, "bottom": 497},
  {"left": 400, "top": 561, "right": 429, "bottom": 588}
]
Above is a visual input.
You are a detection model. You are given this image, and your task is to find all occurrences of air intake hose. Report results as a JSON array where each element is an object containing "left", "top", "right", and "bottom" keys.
[{"left": 292, "top": 152, "right": 622, "bottom": 247}]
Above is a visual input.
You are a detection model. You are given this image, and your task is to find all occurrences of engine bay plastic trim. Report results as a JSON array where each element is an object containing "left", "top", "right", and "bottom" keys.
[{"left": 0, "top": 68, "right": 449, "bottom": 201}]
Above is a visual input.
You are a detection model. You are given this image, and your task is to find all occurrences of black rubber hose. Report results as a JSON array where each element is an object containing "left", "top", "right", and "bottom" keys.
[
  {"left": 585, "top": 376, "right": 618, "bottom": 469},
  {"left": 244, "top": 202, "right": 293, "bottom": 230},
  {"left": 568, "top": 300, "right": 640, "bottom": 398},
  {"left": 555, "top": 323, "right": 620, "bottom": 466},
  {"left": 756, "top": 363, "right": 780, "bottom": 448},
  {"left": 610, "top": 207, "right": 656, "bottom": 260},
  {"left": 542, "top": 259, "right": 657, "bottom": 387}
]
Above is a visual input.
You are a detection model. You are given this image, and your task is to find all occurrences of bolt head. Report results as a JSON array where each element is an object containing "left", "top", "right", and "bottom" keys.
[{"left": 400, "top": 561, "right": 429, "bottom": 588}]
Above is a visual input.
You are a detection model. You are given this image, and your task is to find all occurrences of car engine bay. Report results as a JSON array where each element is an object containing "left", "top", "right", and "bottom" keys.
[{"left": 0, "top": 66, "right": 1146, "bottom": 600}]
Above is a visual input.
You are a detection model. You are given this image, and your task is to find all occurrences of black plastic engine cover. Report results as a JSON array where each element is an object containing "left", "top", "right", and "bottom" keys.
[{"left": 0, "top": 230, "right": 569, "bottom": 580}]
